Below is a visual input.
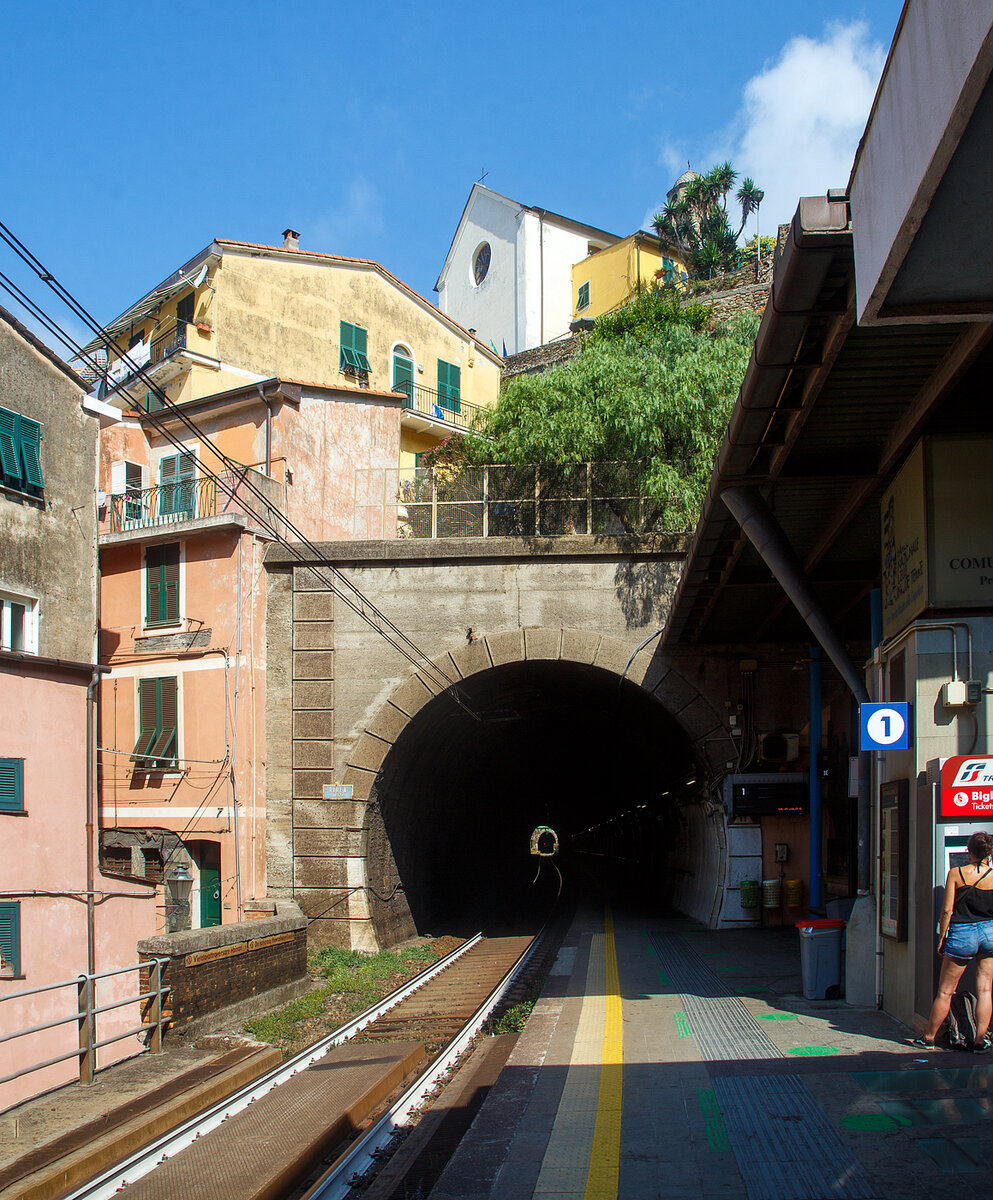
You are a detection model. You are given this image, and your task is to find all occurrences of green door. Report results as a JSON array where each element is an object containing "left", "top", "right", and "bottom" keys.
[
  {"left": 393, "top": 354, "right": 415, "bottom": 406},
  {"left": 199, "top": 843, "right": 221, "bottom": 927}
]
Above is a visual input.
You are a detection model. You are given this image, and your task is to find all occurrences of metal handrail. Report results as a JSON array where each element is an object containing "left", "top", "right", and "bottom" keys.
[
  {"left": 0, "top": 957, "right": 170, "bottom": 1091},
  {"left": 392, "top": 380, "right": 484, "bottom": 432},
  {"left": 104, "top": 466, "right": 283, "bottom": 535}
]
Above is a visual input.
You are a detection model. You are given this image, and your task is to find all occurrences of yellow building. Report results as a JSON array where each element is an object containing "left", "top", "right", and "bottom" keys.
[
  {"left": 85, "top": 231, "right": 504, "bottom": 471},
  {"left": 570, "top": 232, "right": 687, "bottom": 323}
]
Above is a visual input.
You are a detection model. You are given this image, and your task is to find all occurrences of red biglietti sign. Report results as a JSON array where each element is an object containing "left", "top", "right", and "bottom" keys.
[{"left": 939, "top": 756, "right": 993, "bottom": 820}]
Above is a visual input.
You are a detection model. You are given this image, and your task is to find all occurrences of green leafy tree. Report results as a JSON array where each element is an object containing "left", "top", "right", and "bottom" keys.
[
  {"left": 425, "top": 290, "right": 759, "bottom": 529},
  {"left": 654, "top": 162, "right": 764, "bottom": 277}
]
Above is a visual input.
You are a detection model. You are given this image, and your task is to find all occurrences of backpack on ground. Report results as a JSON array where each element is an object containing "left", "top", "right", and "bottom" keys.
[{"left": 946, "top": 991, "right": 978, "bottom": 1049}]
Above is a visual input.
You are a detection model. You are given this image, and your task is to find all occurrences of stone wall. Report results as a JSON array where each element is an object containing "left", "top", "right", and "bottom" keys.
[{"left": 138, "top": 905, "right": 307, "bottom": 1027}]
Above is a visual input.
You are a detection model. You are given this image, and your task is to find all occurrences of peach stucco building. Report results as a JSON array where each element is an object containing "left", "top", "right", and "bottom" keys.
[
  {"left": 0, "top": 306, "right": 155, "bottom": 1112},
  {"left": 86, "top": 233, "right": 499, "bottom": 931}
]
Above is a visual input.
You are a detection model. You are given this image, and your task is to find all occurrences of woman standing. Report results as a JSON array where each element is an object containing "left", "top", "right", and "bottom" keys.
[{"left": 915, "top": 830, "right": 993, "bottom": 1050}]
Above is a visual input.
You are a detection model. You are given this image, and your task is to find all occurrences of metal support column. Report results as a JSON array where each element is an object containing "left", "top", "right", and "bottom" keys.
[{"left": 809, "top": 646, "right": 823, "bottom": 912}]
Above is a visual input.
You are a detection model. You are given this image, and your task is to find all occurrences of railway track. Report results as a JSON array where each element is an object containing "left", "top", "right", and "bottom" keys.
[{"left": 61, "top": 926, "right": 553, "bottom": 1200}]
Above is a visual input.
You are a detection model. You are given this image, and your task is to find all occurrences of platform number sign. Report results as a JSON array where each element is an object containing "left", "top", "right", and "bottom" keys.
[{"left": 860, "top": 702, "right": 911, "bottom": 751}]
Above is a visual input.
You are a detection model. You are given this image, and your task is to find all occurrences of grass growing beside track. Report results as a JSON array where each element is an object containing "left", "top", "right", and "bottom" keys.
[{"left": 244, "top": 937, "right": 462, "bottom": 1056}]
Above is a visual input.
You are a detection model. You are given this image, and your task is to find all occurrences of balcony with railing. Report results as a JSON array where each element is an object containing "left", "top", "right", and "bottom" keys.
[
  {"left": 392, "top": 380, "right": 485, "bottom": 435},
  {"left": 102, "top": 317, "right": 218, "bottom": 403},
  {"left": 100, "top": 467, "right": 284, "bottom": 539}
]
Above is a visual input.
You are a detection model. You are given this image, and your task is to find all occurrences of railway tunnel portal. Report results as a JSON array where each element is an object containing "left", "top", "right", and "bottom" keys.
[{"left": 264, "top": 536, "right": 744, "bottom": 949}]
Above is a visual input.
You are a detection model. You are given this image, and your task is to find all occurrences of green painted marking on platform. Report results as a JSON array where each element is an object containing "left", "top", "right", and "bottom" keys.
[
  {"left": 673, "top": 1011, "right": 692, "bottom": 1039},
  {"left": 841, "top": 1112, "right": 912, "bottom": 1131},
  {"left": 789, "top": 1045, "right": 840, "bottom": 1056},
  {"left": 697, "top": 1089, "right": 730, "bottom": 1151},
  {"left": 757, "top": 1012, "right": 799, "bottom": 1021},
  {"left": 657, "top": 970, "right": 673, "bottom": 986}
]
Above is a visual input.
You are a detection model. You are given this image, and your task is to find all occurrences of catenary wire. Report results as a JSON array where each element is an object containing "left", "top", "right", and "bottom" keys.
[{"left": 0, "top": 223, "right": 482, "bottom": 712}]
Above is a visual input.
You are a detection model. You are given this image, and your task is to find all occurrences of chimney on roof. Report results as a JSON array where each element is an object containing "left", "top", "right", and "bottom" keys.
[{"left": 283, "top": 228, "right": 300, "bottom": 251}]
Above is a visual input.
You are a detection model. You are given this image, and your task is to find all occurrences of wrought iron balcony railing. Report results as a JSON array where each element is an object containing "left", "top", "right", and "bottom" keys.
[
  {"left": 392, "top": 381, "right": 484, "bottom": 432},
  {"left": 103, "top": 467, "right": 283, "bottom": 535}
]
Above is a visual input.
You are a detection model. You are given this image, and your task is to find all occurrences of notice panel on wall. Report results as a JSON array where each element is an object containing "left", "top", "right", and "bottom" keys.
[{"left": 880, "top": 779, "right": 909, "bottom": 941}]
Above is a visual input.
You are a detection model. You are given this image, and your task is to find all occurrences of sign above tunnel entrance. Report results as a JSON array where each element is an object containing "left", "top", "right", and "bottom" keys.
[
  {"left": 859, "top": 703, "right": 911, "bottom": 751},
  {"left": 323, "top": 784, "right": 354, "bottom": 800}
]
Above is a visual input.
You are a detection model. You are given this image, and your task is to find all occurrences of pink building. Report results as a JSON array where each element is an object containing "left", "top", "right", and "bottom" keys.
[{"left": 0, "top": 306, "right": 156, "bottom": 1112}]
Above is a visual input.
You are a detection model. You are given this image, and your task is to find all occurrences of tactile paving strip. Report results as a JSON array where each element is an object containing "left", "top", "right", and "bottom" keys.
[
  {"left": 651, "top": 934, "right": 880, "bottom": 1200},
  {"left": 651, "top": 934, "right": 781, "bottom": 1061},
  {"left": 713, "top": 1075, "right": 878, "bottom": 1200}
]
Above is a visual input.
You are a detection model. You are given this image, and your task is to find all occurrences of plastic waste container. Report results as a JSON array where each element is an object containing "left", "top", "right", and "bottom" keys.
[{"left": 795, "top": 918, "right": 845, "bottom": 999}]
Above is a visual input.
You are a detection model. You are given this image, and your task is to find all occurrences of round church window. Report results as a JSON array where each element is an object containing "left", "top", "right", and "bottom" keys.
[{"left": 473, "top": 242, "right": 491, "bottom": 285}]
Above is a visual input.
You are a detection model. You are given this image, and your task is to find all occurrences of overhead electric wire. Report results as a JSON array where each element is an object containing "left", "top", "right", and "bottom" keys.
[{"left": 0, "top": 220, "right": 480, "bottom": 713}]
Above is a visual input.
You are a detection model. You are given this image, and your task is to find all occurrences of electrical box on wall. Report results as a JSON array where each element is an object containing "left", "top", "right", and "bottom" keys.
[
  {"left": 758, "top": 732, "right": 800, "bottom": 763},
  {"left": 941, "top": 680, "right": 982, "bottom": 708}
]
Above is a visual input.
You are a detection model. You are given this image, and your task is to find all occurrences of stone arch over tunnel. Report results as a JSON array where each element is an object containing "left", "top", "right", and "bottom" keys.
[{"left": 342, "top": 628, "right": 734, "bottom": 947}]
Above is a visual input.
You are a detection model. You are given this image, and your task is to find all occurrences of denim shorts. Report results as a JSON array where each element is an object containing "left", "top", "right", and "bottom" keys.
[{"left": 943, "top": 920, "right": 993, "bottom": 962}]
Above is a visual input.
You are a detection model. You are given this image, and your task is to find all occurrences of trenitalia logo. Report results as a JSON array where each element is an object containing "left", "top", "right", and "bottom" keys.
[{"left": 955, "top": 761, "right": 993, "bottom": 786}]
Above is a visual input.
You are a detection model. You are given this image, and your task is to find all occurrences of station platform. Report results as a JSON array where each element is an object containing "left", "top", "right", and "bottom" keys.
[{"left": 429, "top": 907, "right": 993, "bottom": 1200}]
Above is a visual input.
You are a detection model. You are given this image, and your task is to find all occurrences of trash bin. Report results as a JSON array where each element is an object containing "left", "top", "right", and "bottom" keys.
[{"left": 795, "top": 918, "right": 845, "bottom": 999}]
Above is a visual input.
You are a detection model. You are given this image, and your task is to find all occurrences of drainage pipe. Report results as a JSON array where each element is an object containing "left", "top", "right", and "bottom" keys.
[
  {"left": 809, "top": 646, "right": 823, "bottom": 911},
  {"left": 721, "top": 486, "right": 869, "bottom": 704}
]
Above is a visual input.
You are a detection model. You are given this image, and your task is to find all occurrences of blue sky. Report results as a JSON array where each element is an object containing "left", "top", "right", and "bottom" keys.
[{"left": 1, "top": 0, "right": 904, "bottom": 356}]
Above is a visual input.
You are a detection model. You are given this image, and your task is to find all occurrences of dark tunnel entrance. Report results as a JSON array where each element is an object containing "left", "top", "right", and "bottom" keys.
[{"left": 365, "top": 660, "right": 706, "bottom": 938}]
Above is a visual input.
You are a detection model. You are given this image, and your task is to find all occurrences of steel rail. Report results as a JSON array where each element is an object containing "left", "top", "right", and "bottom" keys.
[
  {"left": 302, "top": 929, "right": 543, "bottom": 1200},
  {"left": 61, "top": 932, "right": 484, "bottom": 1200}
]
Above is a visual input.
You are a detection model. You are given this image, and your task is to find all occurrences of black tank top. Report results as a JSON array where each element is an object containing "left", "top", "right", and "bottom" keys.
[{"left": 952, "top": 867, "right": 993, "bottom": 923}]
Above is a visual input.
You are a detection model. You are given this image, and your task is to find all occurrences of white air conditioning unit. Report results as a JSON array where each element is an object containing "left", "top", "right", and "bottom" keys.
[{"left": 758, "top": 732, "right": 800, "bottom": 763}]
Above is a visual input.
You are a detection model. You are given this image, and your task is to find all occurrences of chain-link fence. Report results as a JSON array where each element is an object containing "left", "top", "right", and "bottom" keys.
[{"left": 354, "top": 462, "right": 674, "bottom": 538}]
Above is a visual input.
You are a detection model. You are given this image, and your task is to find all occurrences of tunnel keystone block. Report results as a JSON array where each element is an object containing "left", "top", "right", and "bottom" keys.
[
  {"left": 448, "top": 639, "right": 493, "bottom": 679},
  {"left": 390, "top": 673, "right": 437, "bottom": 717},
  {"left": 486, "top": 628, "right": 525, "bottom": 666},
  {"left": 342, "top": 765, "right": 377, "bottom": 800},
  {"left": 363, "top": 703, "right": 408, "bottom": 744},
  {"left": 347, "top": 735, "right": 390, "bottom": 774},
  {"left": 524, "top": 627, "right": 561, "bottom": 661},
  {"left": 560, "top": 630, "right": 600, "bottom": 664}
]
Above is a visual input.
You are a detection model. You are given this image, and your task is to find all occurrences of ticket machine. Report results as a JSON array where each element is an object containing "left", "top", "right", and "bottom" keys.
[{"left": 929, "top": 756, "right": 993, "bottom": 991}]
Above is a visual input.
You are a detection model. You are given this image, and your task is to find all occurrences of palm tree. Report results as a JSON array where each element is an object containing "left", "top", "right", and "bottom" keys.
[{"left": 653, "top": 163, "right": 764, "bottom": 277}]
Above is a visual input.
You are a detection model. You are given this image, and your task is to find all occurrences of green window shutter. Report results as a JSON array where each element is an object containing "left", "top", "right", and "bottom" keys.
[
  {"left": 17, "top": 416, "right": 44, "bottom": 488},
  {"left": 0, "top": 758, "right": 24, "bottom": 812},
  {"left": 159, "top": 453, "right": 195, "bottom": 517},
  {"left": 131, "top": 679, "right": 159, "bottom": 764},
  {"left": 392, "top": 354, "right": 414, "bottom": 403},
  {"left": 0, "top": 408, "right": 21, "bottom": 481},
  {"left": 577, "top": 281, "right": 590, "bottom": 311},
  {"left": 0, "top": 902, "right": 20, "bottom": 975},
  {"left": 146, "top": 543, "right": 179, "bottom": 625},
  {"left": 340, "top": 322, "right": 371, "bottom": 373},
  {"left": 150, "top": 678, "right": 178, "bottom": 766},
  {"left": 437, "top": 360, "right": 461, "bottom": 412}
]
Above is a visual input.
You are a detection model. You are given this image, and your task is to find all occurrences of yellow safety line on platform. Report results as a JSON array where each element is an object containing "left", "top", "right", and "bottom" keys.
[{"left": 585, "top": 908, "right": 623, "bottom": 1199}]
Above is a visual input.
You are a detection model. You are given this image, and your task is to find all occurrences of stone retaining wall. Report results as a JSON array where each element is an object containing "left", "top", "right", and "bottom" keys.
[{"left": 138, "top": 904, "right": 307, "bottom": 1027}]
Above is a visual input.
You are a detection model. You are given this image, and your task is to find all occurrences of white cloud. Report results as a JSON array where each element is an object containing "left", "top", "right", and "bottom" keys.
[
  {"left": 734, "top": 22, "right": 886, "bottom": 232},
  {"left": 306, "top": 176, "right": 384, "bottom": 253}
]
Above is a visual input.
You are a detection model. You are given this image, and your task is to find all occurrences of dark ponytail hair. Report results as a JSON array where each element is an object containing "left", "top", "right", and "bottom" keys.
[{"left": 967, "top": 831, "right": 993, "bottom": 862}]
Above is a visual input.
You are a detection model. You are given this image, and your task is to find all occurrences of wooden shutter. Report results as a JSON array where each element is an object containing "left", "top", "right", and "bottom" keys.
[
  {"left": 393, "top": 354, "right": 414, "bottom": 402},
  {"left": 17, "top": 417, "right": 43, "bottom": 488},
  {"left": 0, "top": 902, "right": 20, "bottom": 975},
  {"left": 0, "top": 758, "right": 23, "bottom": 812},
  {"left": 131, "top": 679, "right": 159, "bottom": 763},
  {"left": 437, "top": 360, "right": 461, "bottom": 412},
  {"left": 149, "top": 677, "right": 178, "bottom": 765},
  {"left": 159, "top": 453, "right": 194, "bottom": 516},
  {"left": 0, "top": 408, "right": 21, "bottom": 481},
  {"left": 146, "top": 543, "right": 179, "bottom": 625}
]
